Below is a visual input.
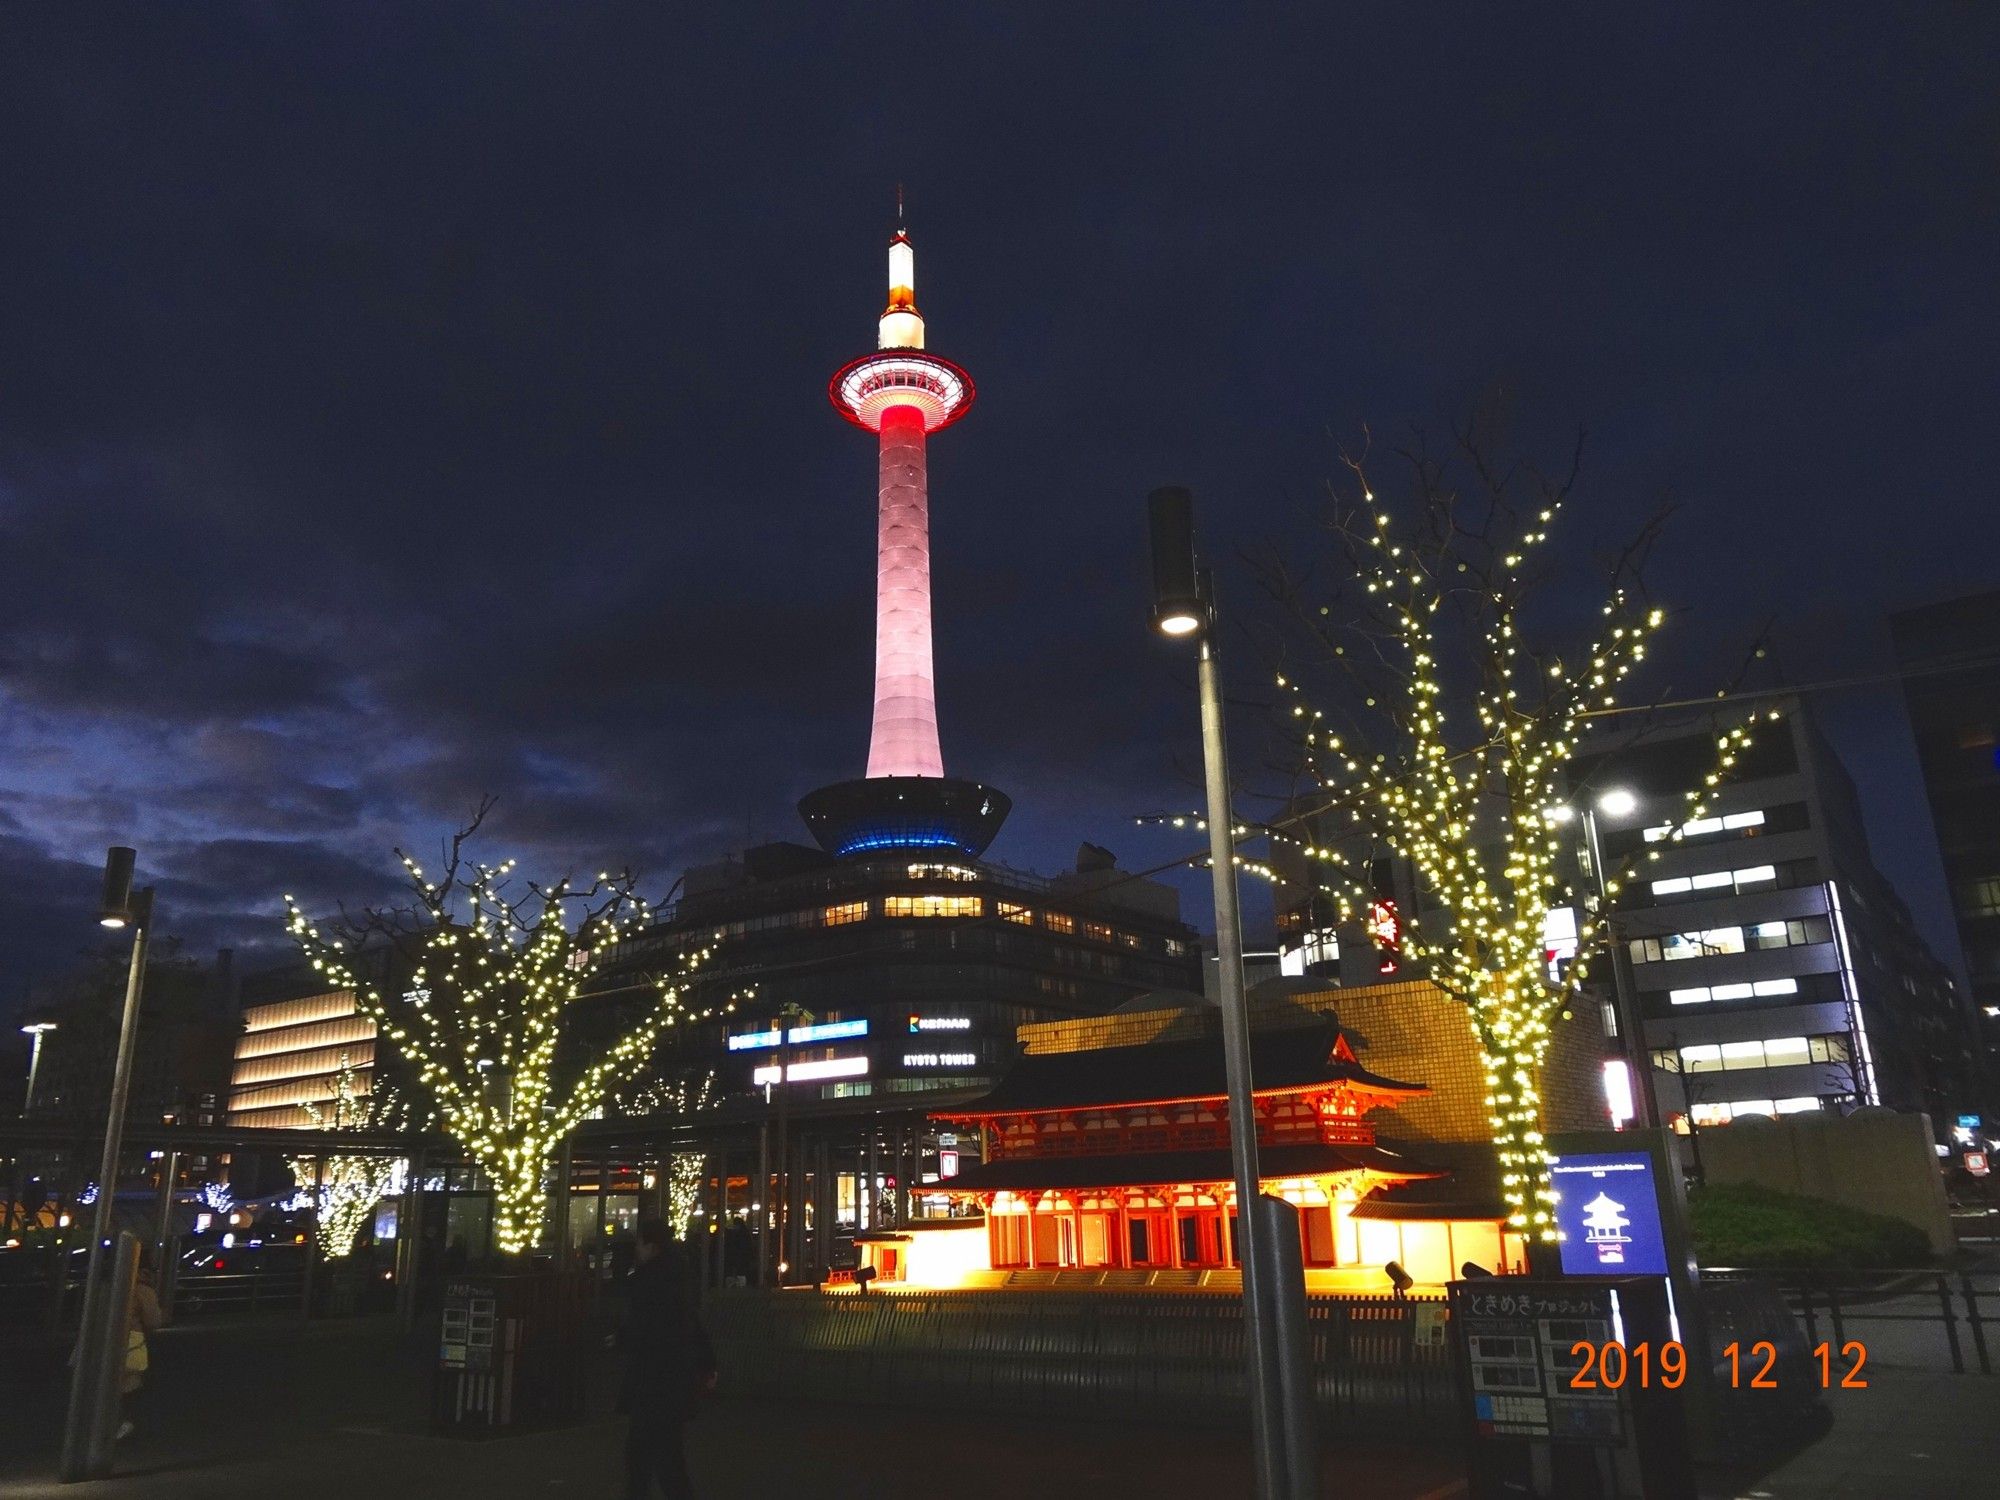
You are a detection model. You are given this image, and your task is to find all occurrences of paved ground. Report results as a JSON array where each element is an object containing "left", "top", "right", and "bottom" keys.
[
  {"left": 3, "top": 1316, "right": 1991, "bottom": 1498},
  {"left": 1714, "top": 1372, "right": 2000, "bottom": 1500},
  {"left": 0, "top": 1319, "right": 1464, "bottom": 1499}
]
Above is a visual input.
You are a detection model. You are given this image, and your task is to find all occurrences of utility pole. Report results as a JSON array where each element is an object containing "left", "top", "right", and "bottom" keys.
[{"left": 770, "top": 1002, "right": 813, "bottom": 1284}]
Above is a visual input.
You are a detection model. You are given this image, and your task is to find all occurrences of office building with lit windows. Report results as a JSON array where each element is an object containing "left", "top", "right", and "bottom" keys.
[
  {"left": 587, "top": 840, "right": 1202, "bottom": 1106},
  {"left": 1569, "top": 698, "right": 1978, "bottom": 1133},
  {"left": 1891, "top": 589, "right": 2000, "bottom": 1096},
  {"left": 226, "top": 985, "right": 378, "bottom": 1130}
]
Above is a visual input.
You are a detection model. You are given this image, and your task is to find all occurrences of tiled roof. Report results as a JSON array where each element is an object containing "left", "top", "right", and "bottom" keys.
[{"left": 939, "top": 1019, "right": 1424, "bottom": 1118}]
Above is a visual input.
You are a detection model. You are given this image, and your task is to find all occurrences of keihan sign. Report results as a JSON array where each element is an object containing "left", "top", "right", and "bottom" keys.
[{"left": 1550, "top": 1151, "right": 1671, "bottom": 1278}]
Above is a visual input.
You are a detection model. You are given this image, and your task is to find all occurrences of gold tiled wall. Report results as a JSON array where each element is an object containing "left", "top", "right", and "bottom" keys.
[{"left": 1014, "top": 978, "right": 1607, "bottom": 1145}]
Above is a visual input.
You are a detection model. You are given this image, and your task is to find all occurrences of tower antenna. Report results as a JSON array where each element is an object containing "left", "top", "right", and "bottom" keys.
[{"left": 895, "top": 182, "right": 906, "bottom": 230}]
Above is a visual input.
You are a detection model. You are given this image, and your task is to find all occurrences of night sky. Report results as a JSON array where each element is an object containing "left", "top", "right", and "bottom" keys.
[{"left": 3, "top": 4, "right": 1997, "bottom": 1013}]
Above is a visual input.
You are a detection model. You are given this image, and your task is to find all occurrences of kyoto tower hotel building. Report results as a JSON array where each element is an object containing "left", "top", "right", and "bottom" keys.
[{"left": 584, "top": 221, "right": 1198, "bottom": 1129}]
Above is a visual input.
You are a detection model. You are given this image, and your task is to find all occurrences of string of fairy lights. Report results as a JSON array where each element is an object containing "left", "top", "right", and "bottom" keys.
[
  {"left": 615, "top": 1071, "right": 718, "bottom": 1238},
  {"left": 288, "top": 1051, "right": 416, "bottom": 1259},
  {"left": 1158, "top": 470, "right": 1782, "bottom": 1242},
  {"left": 284, "top": 854, "right": 738, "bottom": 1255}
]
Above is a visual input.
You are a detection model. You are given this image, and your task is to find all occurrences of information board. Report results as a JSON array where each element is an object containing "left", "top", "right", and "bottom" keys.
[
  {"left": 1452, "top": 1282, "right": 1622, "bottom": 1443},
  {"left": 1549, "top": 1151, "right": 1670, "bottom": 1277},
  {"left": 439, "top": 1280, "right": 498, "bottom": 1371}
]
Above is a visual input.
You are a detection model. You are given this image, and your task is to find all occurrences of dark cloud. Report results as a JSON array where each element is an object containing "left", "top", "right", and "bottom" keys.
[{"left": 2, "top": 3, "right": 1997, "bottom": 1010}]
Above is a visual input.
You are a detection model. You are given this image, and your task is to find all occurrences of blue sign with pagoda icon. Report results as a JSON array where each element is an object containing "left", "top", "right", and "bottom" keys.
[{"left": 1549, "top": 1151, "right": 1671, "bottom": 1277}]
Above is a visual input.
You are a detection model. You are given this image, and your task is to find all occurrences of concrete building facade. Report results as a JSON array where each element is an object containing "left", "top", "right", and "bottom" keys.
[
  {"left": 1891, "top": 589, "right": 2000, "bottom": 1099},
  {"left": 1572, "top": 700, "right": 1978, "bottom": 1133}
]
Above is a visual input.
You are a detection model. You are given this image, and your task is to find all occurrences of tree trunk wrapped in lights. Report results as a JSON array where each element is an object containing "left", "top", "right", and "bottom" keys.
[
  {"left": 288, "top": 1052, "right": 409, "bottom": 1260},
  {"left": 1263, "top": 433, "right": 1772, "bottom": 1245},
  {"left": 282, "top": 803, "right": 731, "bottom": 1255}
]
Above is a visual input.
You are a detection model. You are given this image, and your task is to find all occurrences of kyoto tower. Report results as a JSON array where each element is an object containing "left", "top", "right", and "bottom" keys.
[{"left": 799, "top": 217, "right": 1011, "bottom": 858}]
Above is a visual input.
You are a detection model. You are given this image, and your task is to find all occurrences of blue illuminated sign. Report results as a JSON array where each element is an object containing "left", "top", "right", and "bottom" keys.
[
  {"left": 725, "top": 1018, "right": 870, "bottom": 1052},
  {"left": 1550, "top": 1151, "right": 1670, "bottom": 1277},
  {"left": 1958, "top": 1114, "right": 1983, "bottom": 1130}
]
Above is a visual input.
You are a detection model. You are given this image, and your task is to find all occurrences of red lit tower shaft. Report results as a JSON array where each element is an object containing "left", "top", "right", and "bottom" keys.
[{"left": 870, "top": 403, "right": 940, "bottom": 778}]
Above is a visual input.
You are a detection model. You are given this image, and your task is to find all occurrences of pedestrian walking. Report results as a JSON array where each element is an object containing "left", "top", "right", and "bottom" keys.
[
  {"left": 117, "top": 1244, "right": 165, "bottom": 1440},
  {"left": 618, "top": 1219, "right": 716, "bottom": 1500}
]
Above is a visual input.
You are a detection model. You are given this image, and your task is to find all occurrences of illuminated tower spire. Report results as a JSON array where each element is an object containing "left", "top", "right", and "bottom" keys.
[{"left": 800, "top": 216, "right": 1009, "bottom": 858}]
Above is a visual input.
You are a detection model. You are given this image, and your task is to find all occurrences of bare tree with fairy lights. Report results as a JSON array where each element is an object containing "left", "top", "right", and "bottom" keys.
[
  {"left": 283, "top": 800, "right": 731, "bottom": 1255},
  {"left": 615, "top": 1071, "right": 718, "bottom": 1240},
  {"left": 288, "top": 1051, "right": 415, "bottom": 1260},
  {"left": 1259, "top": 428, "right": 1773, "bottom": 1249}
]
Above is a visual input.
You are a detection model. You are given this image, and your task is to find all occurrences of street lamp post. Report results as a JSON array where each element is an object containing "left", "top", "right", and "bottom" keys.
[
  {"left": 1148, "top": 487, "right": 1313, "bottom": 1500},
  {"left": 7, "top": 1022, "right": 58, "bottom": 1236},
  {"left": 21, "top": 1021, "right": 57, "bottom": 1114},
  {"left": 60, "top": 846, "right": 154, "bottom": 1481},
  {"left": 1571, "top": 792, "right": 1658, "bottom": 1129}
]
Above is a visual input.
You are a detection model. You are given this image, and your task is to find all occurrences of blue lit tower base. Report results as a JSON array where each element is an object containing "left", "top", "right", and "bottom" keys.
[{"left": 798, "top": 776, "right": 1011, "bottom": 860}]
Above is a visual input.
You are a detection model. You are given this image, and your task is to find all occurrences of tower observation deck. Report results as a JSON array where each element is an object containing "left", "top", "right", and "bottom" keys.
[{"left": 799, "top": 220, "right": 1011, "bottom": 859}]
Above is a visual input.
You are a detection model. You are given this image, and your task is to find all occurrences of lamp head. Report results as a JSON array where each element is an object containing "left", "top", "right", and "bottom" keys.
[
  {"left": 1147, "top": 486, "right": 1208, "bottom": 638},
  {"left": 99, "top": 847, "right": 136, "bottom": 928},
  {"left": 20, "top": 1021, "right": 57, "bottom": 1037},
  {"left": 1596, "top": 789, "right": 1639, "bottom": 818}
]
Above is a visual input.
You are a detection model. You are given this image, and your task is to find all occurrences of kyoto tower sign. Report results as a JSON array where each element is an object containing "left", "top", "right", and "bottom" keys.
[{"left": 799, "top": 218, "right": 1010, "bottom": 858}]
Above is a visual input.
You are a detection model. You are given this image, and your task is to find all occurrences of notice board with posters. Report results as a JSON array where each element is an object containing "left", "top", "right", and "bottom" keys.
[{"left": 1448, "top": 1276, "right": 1693, "bottom": 1499}]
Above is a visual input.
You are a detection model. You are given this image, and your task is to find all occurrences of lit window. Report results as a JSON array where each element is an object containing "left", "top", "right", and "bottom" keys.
[
  {"left": 998, "top": 902, "right": 1034, "bottom": 926},
  {"left": 1960, "top": 877, "right": 2000, "bottom": 918},
  {"left": 1752, "top": 978, "right": 1799, "bottom": 997},
  {"left": 824, "top": 902, "right": 868, "bottom": 926},
  {"left": 1084, "top": 922, "right": 1113, "bottom": 943},
  {"left": 1689, "top": 1102, "right": 1731, "bottom": 1127},
  {"left": 1648, "top": 809, "right": 1766, "bottom": 843},
  {"left": 1761, "top": 1037, "right": 1810, "bottom": 1068},
  {"left": 907, "top": 863, "right": 978, "bottom": 882},
  {"left": 1734, "top": 865, "right": 1777, "bottom": 888},
  {"left": 883, "top": 895, "right": 984, "bottom": 918},
  {"left": 1729, "top": 1100, "right": 1777, "bottom": 1120},
  {"left": 1681, "top": 1044, "right": 1723, "bottom": 1074},
  {"left": 1044, "top": 913, "right": 1076, "bottom": 935},
  {"left": 1690, "top": 871, "right": 1732, "bottom": 891},
  {"left": 1652, "top": 877, "right": 1693, "bottom": 896},
  {"left": 1809, "top": 1035, "right": 1850, "bottom": 1063},
  {"left": 1774, "top": 1096, "right": 1821, "bottom": 1114},
  {"left": 1669, "top": 987, "right": 1710, "bottom": 1006},
  {"left": 1659, "top": 927, "right": 1744, "bottom": 960},
  {"left": 1720, "top": 1041, "right": 1767, "bottom": 1071},
  {"left": 1709, "top": 983, "right": 1754, "bottom": 1001}
]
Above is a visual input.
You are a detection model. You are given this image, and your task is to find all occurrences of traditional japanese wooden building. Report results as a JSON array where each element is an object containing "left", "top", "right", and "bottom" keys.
[{"left": 857, "top": 995, "right": 1536, "bottom": 1291}]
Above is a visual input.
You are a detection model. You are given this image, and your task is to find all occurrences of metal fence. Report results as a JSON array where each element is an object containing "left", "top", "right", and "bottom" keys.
[
  {"left": 0, "top": 1249, "right": 313, "bottom": 1328},
  {"left": 703, "top": 1288, "right": 1457, "bottom": 1436},
  {"left": 1702, "top": 1267, "right": 1996, "bottom": 1375}
]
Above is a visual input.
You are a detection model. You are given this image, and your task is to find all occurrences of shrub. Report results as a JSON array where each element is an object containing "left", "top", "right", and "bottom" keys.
[{"left": 1690, "top": 1182, "right": 1931, "bottom": 1269}]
